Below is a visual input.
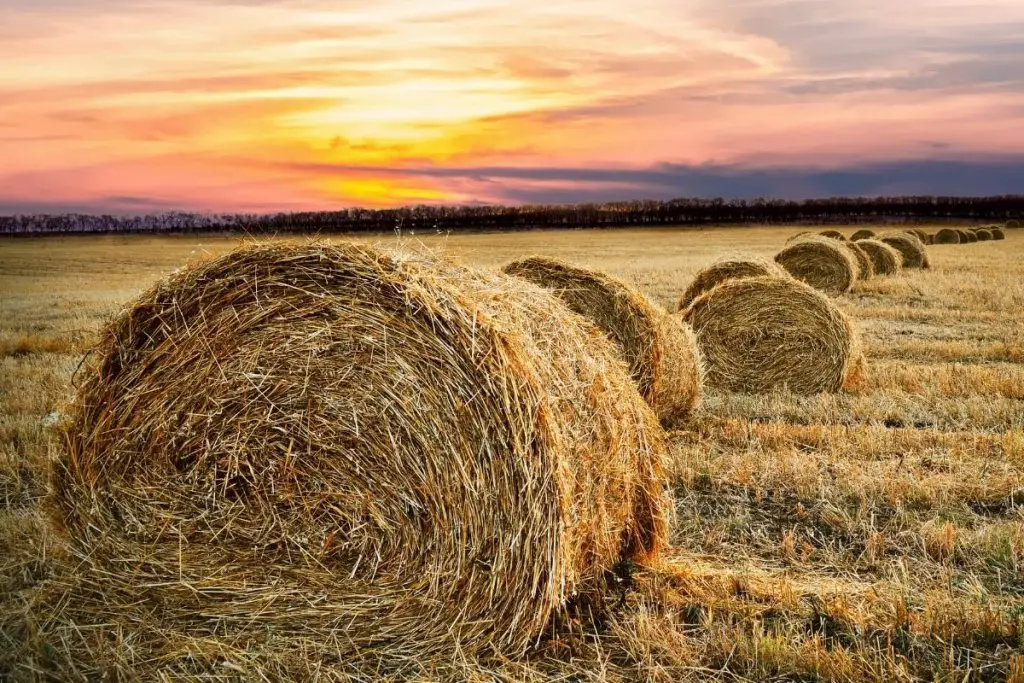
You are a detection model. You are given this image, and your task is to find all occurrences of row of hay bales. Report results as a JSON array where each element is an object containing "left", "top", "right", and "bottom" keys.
[
  {"left": 51, "top": 241, "right": 868, "bottom": 676},
  {"left": 933, "top": 225, "right": 1009, "bottom": 244},
  {"left": 774, "top": 229, "right": 928, "bottom": 295}
]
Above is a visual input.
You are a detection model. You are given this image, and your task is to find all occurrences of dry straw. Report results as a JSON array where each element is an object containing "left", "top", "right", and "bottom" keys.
[
  {"left": 844, "top": 241, "right": 875, "bottom": 281},
  {"left": 774, "top": 235, "right": 858, "bottom": 295},
  {"left": 880, "top": 232, "right": 929, "bottom": 269},
  {"left": 682, "top": 275, "right": 864, "bottom": 394},
  {"left": 677, "top": 255, "right": 790, "bottom": 311},
  {"left": 975, "top": 228, "right": 993, "bottom": 241},
  {"left": 851, "top": 229, "right": 876, "bottom": 241},
  {"left": 51, "top": 242, "right": 672, "bottom": 675},
  {"left": 934, "top": 228, "right": 961, "bottom": 245},
  {"left": 504, "top": 256, "right": 701, "bottom": 425},
  {"left": 856, "top": 239, "right": 902, "bottom": 275},
  {"left": 819, "top": 230, "right": 847, "bottom": 241}
]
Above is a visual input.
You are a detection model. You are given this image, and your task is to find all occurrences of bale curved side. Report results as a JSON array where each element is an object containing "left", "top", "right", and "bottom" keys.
[
  {"left": 976, "top": 229, "right": 993, "bottom": 241},
  {"left": 935, "top": 228, "right": 961, "bottom": 244},
  {"left": 819, "top": 230, "right": 847, "bottom": 241},
  {"left": 682, "top": 276, "right": 862, "bottom": 394},
  {"left": 774, "top": 235, "right": 858, "bottom": 295},
  {"left": 678, "top": 255, "right": 790, "bottom": 311},
  {"left": 504, "top": 256, "right": 701, "bottom": 425},
  {"left": 1007, "top": 220, "right": 1021, "bottom": 229},
  {"left": 880, "top": 233, "right": 928, "bottom": 269},
  {"left": 856, "top": 239, "right": 902, "bottom": 275},
  {"left": 51, "top": 243, "right": 671, "bottom": 673},
  {"left": 851, "top": 229, "right": 876, "bottom": 241},
  {"left": 844, "top": 241, "right": 874, "bottom": 281},
  {"left": 991, "top": 228, "right": 1006, "bottom": 240}
]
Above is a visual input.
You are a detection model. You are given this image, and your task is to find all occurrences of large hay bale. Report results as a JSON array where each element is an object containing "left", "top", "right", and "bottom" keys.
[
  {"left": 785, "top": 231, "right": 812, "bottom": 243},
  {"left": 819, "top": 230, "right": 847, "bottom": 241},
  {"left": 851, "top": 229, "right": 876, "bottom": 241},
  {"left": 976, "top": 228, "right": 993, "bottom": 241},
  {"left": 1007, "top": 220, "right": 1021, "bottom": 229},
  {"left": 677, "top": 255, "right": 790, "bottom": 311},
  {"left": 957, "top": 229, "right": 976, "bottom": 243},
  {"left": 991, "top": 227, "right": 1006, "bottom": 240},
  {"left": 682, "top": 276, "right": 863, "bottom": 394},
  {"left": 964, "top": 229, "right": 979, "bottom": 243},
  {"left": 504, "top": 256, "right": 701, "bottom": 425},
  {"left": 880, "top": 233, "right": 929, "bottom": 269},
  {"left": 52, "top": 243, "right": 671, "bottom": 673},
  {"left": 774, "top": 235, "right": 858, "bottom": 295},
  {"left": 856, "top": 239, "right": 902, "bottom": 275},
  {"left": 844, "top": 241, "right": 874, "bottom": 281},
  {"left": 910, "top": 229, "right": 929, "bottom": 244},
  {"left": 935, "top": 228, "right": 960, "bottom": 245}
]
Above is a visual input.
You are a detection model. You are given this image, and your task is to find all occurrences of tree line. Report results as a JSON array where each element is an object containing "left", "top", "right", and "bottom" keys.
[{"left": 2, "top": 195, "right": 1022, "bottom": 236}]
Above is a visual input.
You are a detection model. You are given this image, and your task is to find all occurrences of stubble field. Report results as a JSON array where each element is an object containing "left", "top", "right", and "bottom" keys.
[{"left": 1, "top": 226, "right": 1022, "bottom": 681}]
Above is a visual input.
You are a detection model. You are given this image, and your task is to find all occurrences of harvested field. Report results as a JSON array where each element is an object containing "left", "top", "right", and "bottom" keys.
[{"left": 2, "top": 225, "right": 1023, "bottom": 682}]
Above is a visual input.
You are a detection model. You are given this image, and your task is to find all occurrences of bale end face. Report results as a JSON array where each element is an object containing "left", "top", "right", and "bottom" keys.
[{"left": 934, "top": 228, "right": 961, "bottom": 245}]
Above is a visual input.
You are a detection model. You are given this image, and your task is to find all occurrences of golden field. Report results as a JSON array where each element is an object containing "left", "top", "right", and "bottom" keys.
[{"left": 1, "top": 226, "right": 1022, "bottom": 681}]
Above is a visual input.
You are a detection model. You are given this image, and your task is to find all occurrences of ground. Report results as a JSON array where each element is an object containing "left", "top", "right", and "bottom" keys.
[{"left": 1, "top": 226, "right": 1022, "bottom": 681}]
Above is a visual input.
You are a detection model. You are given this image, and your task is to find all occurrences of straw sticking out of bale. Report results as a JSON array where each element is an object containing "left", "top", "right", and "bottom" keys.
[
  {"left": 856, "top": 239, "right": 902, "bottom": 275},
  {"left": 774, "top": 235, "right": 858, "bottom": 295},
  {"left": 844, "top": 241, "right": 874, "bottom": 281},
  {"left": 504, "top": 256, "right": 701, "bottom": 425},
  {"left": 682, "top": 276, "right": 863, "bottom": 394},
  {"left": 52, "top": 243, "right": 671, "bottom": 674},
  {"left": 677, "top": 255, "right": 790, "bottom": 311},
  {"left": 880, "top": 233, "right": 929, "bottom": 269},
  {"left": 935, "top": 228, "right": 960, "bottom": 245},
  {"left": 851, "top": 229, "right": 876, "bottom": 241}
]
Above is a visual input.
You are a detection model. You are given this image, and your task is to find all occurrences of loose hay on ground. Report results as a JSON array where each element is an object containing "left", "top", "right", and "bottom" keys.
[
  {"left": 681, "top": 276, "right": 863, "bottom": 394},
  {"left": 855, "top": 239, "right": 903, "bottom": 275},
  {"left": 48, "top": 242, "right": 672, "bottom": 677},
  {"left": 677, "top": 255, "right": 790, "bottom": 311},
  {"left": 774, "top": 235, "right": 858, "bottom": 295},
  {"left": 504, "top": 256, "right": 702, "bottom": 425}
]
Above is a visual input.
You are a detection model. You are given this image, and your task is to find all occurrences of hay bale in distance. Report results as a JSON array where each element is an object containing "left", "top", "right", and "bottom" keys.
[
  {"left": 910, "top": 229, "right": 929, "bottom": 244},
  {"left": 682, "top": 276, "right": 863, "bottom": 394},
  {"left": 504, "top": 256, "right": 701, "bottom": 425},
  {"left": 844, "top": 241, "right": 874, "bottom": 281},
  {"left": 934, "top": 228, "right": 961, "bottom": 245},
  {"left": 856, "top": 239, "right": 902, "bottom": 275},
  {"left": 964, "top": 230, "right": 979, "bottom": 243},
  {"left": 774, "top": 235, "right": 858, "bottom": 295},
  {"left": 880, "top": 233, "right": 929, "bottom": 269},
  {"left": 851, "top": 229, "right": 876, "bottom": 241},
  {"left": 819, "top": 230, "right": 847, "bottom": 241},
  {"left": 976, "top": 229, "right": 993, "bottom": 241},
  {"left": 52, "top": 243, "right": 671, "bottom": 672},
  {"left": 677, "top": 255, "right": 790, "bottom": 311},
  {"left": 957, "top": 229, "right": 977, "bottom": 243},
  {"left": 1007, "top": 220, "right": 1021, "bottom": 229},
  {"left": 991, "top": 227, "right": 1006, "bottom": 240}
]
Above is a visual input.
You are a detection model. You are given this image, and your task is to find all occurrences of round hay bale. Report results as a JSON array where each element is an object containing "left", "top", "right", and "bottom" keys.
[
  {"left": 880, "top": 233, "right": 928, "bottom": 269},
  {"left": 925, "top": 233, "right": 935, "bottom": 245},
  {"left": 682, "top": 276, "right": 863, "bottom": 394},
  {"left": 677, "top": 255, "right": 790, "bottom": 311},
  {"left": 976, "top": 228, "right": 993, "bottom": 241},
  {"left": 819, "top": 230, "right": 847, "bottom": 241},
  {"left": 934, "top": 228, "right": 961, "bottom": 245},
  {"left": 786, "top": 231, "right": 812, "bottom": 243},
  {"left": 52, "top": 243, "right": 671, "bottom": 670},
  {"left": 851, "top": 229, "right": 876, "bottom": 241},
  {"left": 844, "top": 241, "right": 874, "bottom": 281},
  {"left": 856, "top": 239, "right": 902, "bottom": 275},
  {"left": 964, "top": 229, "right": 979, "bottom": 243},
  {"left": 957, "top": 229, "right": 976, "bottom": 243},
  {"left": 504, "top": 256, "right": 701, "bottom": 425},
  {"left": 991, "top": 227, "right": 1006, "bottom": 240},
  {"left": 1007, "top": 219, "right": 1021, "bottom": 229},
  {"left": 774, "top": 235, "right": 858, "bottom": 295},
  {"left": 910, "top": 229, "right": 929, "bottom": 244}
]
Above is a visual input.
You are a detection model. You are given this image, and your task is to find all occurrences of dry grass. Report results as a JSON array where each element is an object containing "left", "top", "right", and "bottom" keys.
[{"left": 1, "top": 226, "right": 1023, "bottom": 682}]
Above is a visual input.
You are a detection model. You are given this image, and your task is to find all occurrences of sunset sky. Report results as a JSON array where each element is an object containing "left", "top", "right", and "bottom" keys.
[{"left": 2, "top": 0, "right": 1023, "bottom": 213}]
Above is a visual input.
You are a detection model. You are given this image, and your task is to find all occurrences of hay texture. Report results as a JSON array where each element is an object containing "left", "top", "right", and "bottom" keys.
[
  {"left": 975, "top": 228, "right": 993, "bottom": 241},
  {"left": 992, "top": 227, "right": 1006, "bottom": 240},
  {"left": 682, "top": 276, "right": 863, "bottom": 394},
  {"left": 856, "top": 239, "right": 902, "bottom": 275},
  {"left": 504, "top": 256, "right": 701, "bottom": 425},
  {"left": 958, "top": 229, "right": 977, "bottom": 243},
  {"left": 774, "top": 235, "right": 858, "bottom": 295},
  {"left": 844, "top": 241, "right": 874, "bottom": 281},
  {"left": 677, "top": 255, "right": 790, "bottom": 311},
  {"left": 880, "top": 233, "right": 929, "bottom": 269},
  {"left": 935, "top": 228, "right": 961, "bottom": 245},
  {"left": 819, "top": 230, "right": 847, "bottom": 241},
  {"left": 964, "top": 230, "right": 979, "bottom": 243},
  {"left": 51, "top": 243, "right": 671, "bottom": 674},
  {"left": 851, "top": 229, "right": 876, "bottom": 241}
]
